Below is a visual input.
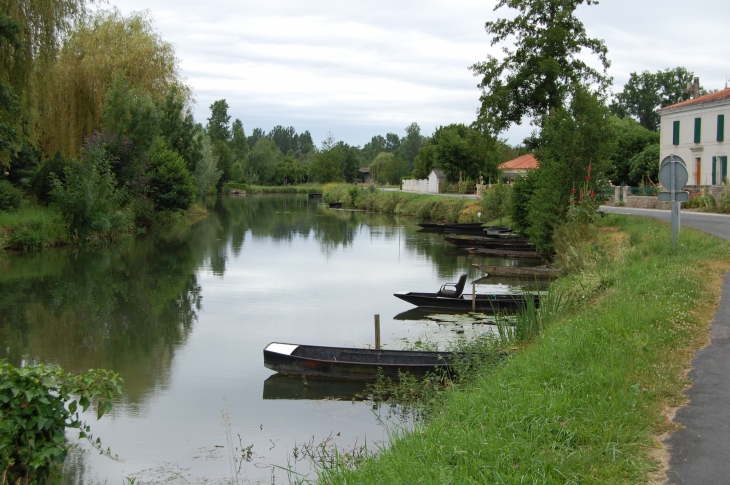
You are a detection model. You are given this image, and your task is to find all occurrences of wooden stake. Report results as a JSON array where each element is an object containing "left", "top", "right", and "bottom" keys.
[
  {"left": 374, "top": 314, "right": 381, "bottom": 349},
  {"left": 472, "top": 283, "right": 476, "bottom": 312}
]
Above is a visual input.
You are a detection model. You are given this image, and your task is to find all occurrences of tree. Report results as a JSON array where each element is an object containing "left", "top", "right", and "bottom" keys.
[
  {"left": 470, "top": 0, "right": 609, "bottom": 134},
  {"left": 610, "top": 67, "right": 701, "bottom": 131},
  {"left": 207, "top": 99, "right": 231, "bottom": 143},
  {"left": 606, "top": 116, "right": 659, "bottom": 185},
  {"left": 159, "top": 85, "right": 202, "bottom": 172},
  {"left": 193, "top": 132, "right": 222, "bottom": 194},
  {"left": 267, "top": 125, "right": 297, "bottom": 154},
  {"left": 400, "top": 122, "right": 425, "bottom": 173},
  {"left": 247, "top": 127, "right": 265, "bottom": 150},
  {"left": 230, "top": 119, "right": 249, "bottom": 162},
  {"left": 40, "top": 9, "right": 184, "bottom": 156},
  {"left": 310, "top": 134, "right": 344, "bottom": 183},
  {"left": 370, "top": 152, "right": 400, "bottom": 185},
  {"left": 527, "top": 88, "right": 616, "bottom": 251},
  {"left": 273, "top": 155, "right": 308, "bottom": 185},
  {"left": 628, "top": 144, "right": 660, "bottom": 185},
  {"left": 0, "top": 11, "right": 19, "bottom": 165},
  {"left": 246, "top": 138, "right": 280, "bottom": 184}
]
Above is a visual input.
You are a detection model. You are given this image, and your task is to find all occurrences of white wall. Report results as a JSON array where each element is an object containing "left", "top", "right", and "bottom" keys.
[{"left": 659, "top": 99, "right": 729, "bottom": 186}]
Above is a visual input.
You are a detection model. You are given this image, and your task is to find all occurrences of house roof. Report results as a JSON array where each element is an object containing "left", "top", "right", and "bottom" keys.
[
  {"left": 358, "top": 167, "right": 370, "bottom": 173},
  {"left": 498, "top": 154, "right": 539, "bottom": 170},
  {"left": 659, "top": 88, "right": 730, "bottom": 111},
  {"left": 431, "top": 169, "right": 446, "bottom": 179}
]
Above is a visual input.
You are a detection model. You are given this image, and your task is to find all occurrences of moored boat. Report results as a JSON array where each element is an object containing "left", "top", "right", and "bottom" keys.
[
  {"left": 468, "top": 247, "right": 543, "bottom": 259},
  {"left": 443, "top": 235, "right": 536, "bottom": 251},
  {"left": 473, "top": 263, "right": 562, "bottom": 278},
  {"left": 263, "top": 342, "right": 461, "bottom": 381}
]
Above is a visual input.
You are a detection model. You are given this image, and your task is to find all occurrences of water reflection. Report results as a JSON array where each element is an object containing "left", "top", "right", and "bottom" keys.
[{"left": 262, "top": 374, "right": 367, "bottom": 401}]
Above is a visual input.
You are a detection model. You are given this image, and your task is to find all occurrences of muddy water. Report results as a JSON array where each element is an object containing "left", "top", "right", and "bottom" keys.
[{"left": 0, "top": 194, "right": 537, "bottom": 484}]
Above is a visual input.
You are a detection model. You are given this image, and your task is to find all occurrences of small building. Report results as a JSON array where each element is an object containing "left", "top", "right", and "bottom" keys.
[
  {"left": 428, "top": 169, "right": 446, "bottom": 193},
  {"left": 498, "top": 154, "right": 539, "bottom": 180},
  {"left": 658, "top": 87, "right": 729, "bottom": 186},
  {"left": 357, "top": 167, "right": 371, "bottom": 183}
]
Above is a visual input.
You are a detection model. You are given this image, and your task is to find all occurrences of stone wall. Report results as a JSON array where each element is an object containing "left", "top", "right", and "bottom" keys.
[{"left": 624, "top": 196, "right": 671, "bottom": 210}]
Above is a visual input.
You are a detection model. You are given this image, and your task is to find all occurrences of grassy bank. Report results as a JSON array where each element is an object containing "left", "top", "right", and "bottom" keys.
[
  {"left": 0, "top": 203, "right": 69, "bottom": 251},
  {"left": 320, "top": 214, "right": 730, "bottom": 484},
  {"left": 323, "top": 184, "right": 482, "bottom": 222},
  {"left": 225, "top": 183, "right": 323, "bottom": 194}
]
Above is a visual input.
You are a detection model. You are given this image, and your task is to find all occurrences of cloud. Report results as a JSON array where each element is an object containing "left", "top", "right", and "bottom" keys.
[{"left": 107, "top": 0, "right": 730, "bottom": 146}]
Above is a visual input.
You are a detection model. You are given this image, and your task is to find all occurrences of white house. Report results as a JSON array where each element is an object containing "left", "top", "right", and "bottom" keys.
[
  {"left": 428, "top": 169, "right": 446, "bottom": 193},
  {"left": 658, "top": 88, "right": 729, "bottom": 186}
]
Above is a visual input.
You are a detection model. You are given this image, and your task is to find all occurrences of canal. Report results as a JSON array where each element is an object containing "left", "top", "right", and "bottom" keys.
[{"left": 0, "top": 194, "right": 534, "bottom": 484}]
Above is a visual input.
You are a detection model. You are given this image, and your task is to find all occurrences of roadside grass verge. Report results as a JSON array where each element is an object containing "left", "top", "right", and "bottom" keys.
[
  {"left": 319, "top": 214, "right": 730, "bottom": 484},
  {"left": 0, "top": 203, "right": 68, "bottom": 251}
]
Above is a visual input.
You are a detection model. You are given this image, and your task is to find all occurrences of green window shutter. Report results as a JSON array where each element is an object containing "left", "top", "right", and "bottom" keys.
[
  {"left": 722, "top": 156, "right": 728, "bottom": 182},
  {"left": 713, "top": 156, "right": 717, "bottom": 184},
  {"left": 719, "top": 114, "right": 725, "bottom": 142},
  {"left": 694, "top": 117, "right": 702, "bottom": 143},
  {"left": 673, "top": 120, "right": 680, "bottom": 145}
]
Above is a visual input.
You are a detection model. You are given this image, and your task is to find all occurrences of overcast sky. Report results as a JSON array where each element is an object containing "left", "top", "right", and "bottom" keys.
[{"left": 109, "top": 0, "right": 729, "bottom": 147}]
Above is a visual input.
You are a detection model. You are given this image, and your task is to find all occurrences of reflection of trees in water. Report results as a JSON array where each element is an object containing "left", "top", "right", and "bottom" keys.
[{"left": 0, "top": 236, "right": 201, "bottom": 406}]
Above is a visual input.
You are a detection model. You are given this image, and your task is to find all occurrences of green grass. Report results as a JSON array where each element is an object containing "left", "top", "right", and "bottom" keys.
[
  {"left": 0, "top": 203, "right": 68, "bottom": 251},
  {"left": 319, "top": 214, "right": 730, "bottom": 484},
  {"left": 226, "top": 183, "right": 323, "bottom": 194}
]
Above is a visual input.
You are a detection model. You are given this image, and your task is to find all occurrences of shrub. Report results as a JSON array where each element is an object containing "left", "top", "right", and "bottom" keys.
[
  {"left": 0, "top": 361, "right": 122, "bottom": 484},
  {"left": 0, "top": 180, "right": 22, "bottom": 212},
  {"left": 148, "top": 139, "right": 198, "bottom": 212},
  {"left": 30, "top": 152, "right": 81, "bottom": 205}
]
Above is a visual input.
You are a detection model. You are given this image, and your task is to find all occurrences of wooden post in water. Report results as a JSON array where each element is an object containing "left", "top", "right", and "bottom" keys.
[
  {"left": 472, "top": 283, "right": 476, "bottom": 312},
  {"left": 374, "top": 314, "right": 381, "bottom": 350}
]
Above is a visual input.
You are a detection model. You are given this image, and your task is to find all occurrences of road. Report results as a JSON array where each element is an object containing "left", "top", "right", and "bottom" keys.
[{"left": 600, "top": 206, "right": 730, "bottom": 484}]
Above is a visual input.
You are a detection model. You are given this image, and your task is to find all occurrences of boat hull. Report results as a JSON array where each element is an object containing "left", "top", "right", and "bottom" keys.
[
  {"left": 263, "top": 342, "right": 458, "bottom": 381},
  {"left": 474, "top": 264, "right": 561, "bottom": 278},
  {"left": 394, "top": 292, "right": 539, "bottom": 311}
]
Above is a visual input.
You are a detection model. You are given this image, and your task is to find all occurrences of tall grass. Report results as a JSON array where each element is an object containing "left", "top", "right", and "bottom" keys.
[
  {"left": 0, "top": 204, "right": 68, "bottom": 251},
  {"left": 319, "top": 214, "right": 730, "bottom": 484},
  {"left": 227, "top": 183, "right": 323, "bottom": 194}
]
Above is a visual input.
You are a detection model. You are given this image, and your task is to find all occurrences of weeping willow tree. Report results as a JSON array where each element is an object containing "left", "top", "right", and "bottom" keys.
[
  {"left": 40, "top": 9, "right": 187, "bottom": 156},
  {"left": 0, "top": 0, "right": 90, "bottom": 164}
]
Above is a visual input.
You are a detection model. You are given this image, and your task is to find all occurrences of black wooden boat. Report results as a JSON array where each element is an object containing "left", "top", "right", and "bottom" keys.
[
  {"left": 468, "top": 247, "right": 543, "bottom": 259},
  {"left": 328, "top": 201, "right": 343, "bottom": 208},
  {"left": 262, "top": 374, "right": 367, "bottom": 400},
  {"left": 416, "top": 222, "right": 486, "bottom": 235},
  {"left": 473, "top": 263, "right": 561, "bottom": 278},
  {"left": 263, "top": 342, "right": 460, "bottom": 381},
  {"left": 308, "top": 192, "right": 323, "bottom": 198},
  {"left": 443, "top": 235, "right": 536, "bottom": 251},
  {"left": 394, "top": 274, "right": 539, "bottom": 311}
]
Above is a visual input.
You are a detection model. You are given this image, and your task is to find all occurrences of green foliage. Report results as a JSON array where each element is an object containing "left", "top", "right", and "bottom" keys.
[
  {"left": 322, "top": 184, "right": 363, "bottom": 207},
  {"left": 607, "top": 116, "right": 659, "bottom": 185},
  {"left": 0, "top": 360, "right": 122, "bottom": 484},
  {"left": 273, "top": 156, "right": 308, "bottom": 185},
  {"left": 206, "top": 99, "right": 231, "bottom": 143},
  {"left": 528, "top": 88, "right": 615, "bottom": 252},
  {"left": 0, "top": 203, "right": 67, "bottom": 251},
  {"left": 148, "top": 139, "right": 197, "bottom": 211},
  {"left": 230, "top": 119, "right": 249, "bottom": 162},
  {"left": 246, "top": 138, "right": 281, "bottom": 185},
  {"left": 0, "top": 179, "right": 22, "bottom": 211},
  {"left": 413, "top": 124, "right": 499, "bottom": 182},
  {"left": 628, "top": 144, "right": 660, "bottom": 185},
  {"left": 510, "top": 169, "right": 539, "bottom": 235},
  {"left": 610, "top": 67, "right": 700, "bottom": 131},
  {"left": 212, "top": 139, "right": 233, "bottom": 189},
  {"left": 310, "top": 135, "right": 344, "bottom": 183},
  {"left": 370, "top": 152, "right": 401, "bottom": 185},
  {"left": 192, "top": 132, "right": 222, "bottom": 194},
  {"left": 51, "top": 135, "right": 129, "bottom": 240},
  {"left": 0, "top": 10, "right": 20, "bottom": 162},
  {"left": 471, "top": 0, "right": 609, "bottom": 134},
  {"left": 158, "top": 86, "right": 202, "bottom": 172},
  {"left": 479, "top": 182, "right": 512, "bottom": 224}
]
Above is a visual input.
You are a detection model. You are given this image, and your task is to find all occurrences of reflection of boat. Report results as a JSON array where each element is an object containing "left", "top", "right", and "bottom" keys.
[
  {"left": 468, "top": 247, "right": 543, "bottom": 259},
  {"left": 443, "top": 235, "right": 535, "bottom": 251},
  {"left": 262, "top": 374, "right": 367, "bottom": 400},
  {"left": 263, "top": 342, "right": 460, "bottom": 381},
  {"left": 394, "top": 274, "right": 539, "bottom": 311},
  {"left": 393, "top": 308, "right": 495, "bottom": 323},
  {"left": 474, "top": 264, "right": 561, "bottom": 278},
  {"left": 308, "top": 192, "right": 323, "bottom": 198}
]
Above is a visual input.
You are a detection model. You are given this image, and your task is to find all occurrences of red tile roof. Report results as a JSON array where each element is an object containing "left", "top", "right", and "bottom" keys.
[
  {"left": 659, "top": 88, "right": 730, "bottom": 111},
  {"left": 499, "top": 153, "right": 539, "bottom": 170}
]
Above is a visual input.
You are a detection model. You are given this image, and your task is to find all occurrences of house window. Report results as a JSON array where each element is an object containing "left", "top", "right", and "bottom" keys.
[
  {"left": 694, "top": 117, "right": 702, "bottom": 143},
  {"left": 673, "top": 120, "right": 680, "bottom": 145},
  {"left": 719, "top": 114, "right": 725, "bottom": 142}
]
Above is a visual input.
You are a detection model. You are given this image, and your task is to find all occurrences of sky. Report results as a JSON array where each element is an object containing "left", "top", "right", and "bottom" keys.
[{"left": 108, "top": 0, "right": 730, "bottom": 148}]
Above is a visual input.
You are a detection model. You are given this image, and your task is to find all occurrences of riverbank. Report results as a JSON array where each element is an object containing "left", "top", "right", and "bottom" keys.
[
  {"left": 225, "top": 183, "right": 323, "bottom": 194},
  {"left": 0, "top": 201, "right": 208, "bottom": 252},
  {"left": 320, "top": 214, "right": 730, "bottom": 484}
]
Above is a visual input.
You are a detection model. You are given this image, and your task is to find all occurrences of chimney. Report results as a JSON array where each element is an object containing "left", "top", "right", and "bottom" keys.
[{"left": 690, "top": 77, "right": 700, "bottom": 99}]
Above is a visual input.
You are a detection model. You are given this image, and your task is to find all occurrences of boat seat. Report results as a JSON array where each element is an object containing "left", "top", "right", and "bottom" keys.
[{"left": 437, "top": 274, "right": 468, "bottom": 299}]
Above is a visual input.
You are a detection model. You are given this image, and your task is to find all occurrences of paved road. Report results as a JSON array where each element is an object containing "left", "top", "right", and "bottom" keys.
[{"left": 600, "top": 206, "right": 730, "bottom": 484}]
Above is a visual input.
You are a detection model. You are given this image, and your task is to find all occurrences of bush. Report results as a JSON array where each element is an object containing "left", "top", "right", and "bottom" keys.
[
  {"left": 0, "top": 180, "right": 22, "bottom": 212},
  {"left": 0, "top": 360, "right": 122, "bottom": 484},
  {"left": 30, "top": 152, "right": 81, "bottom": 205},
  {"left": 148, "top": 139, "right": 198, "bottom": 212}
]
